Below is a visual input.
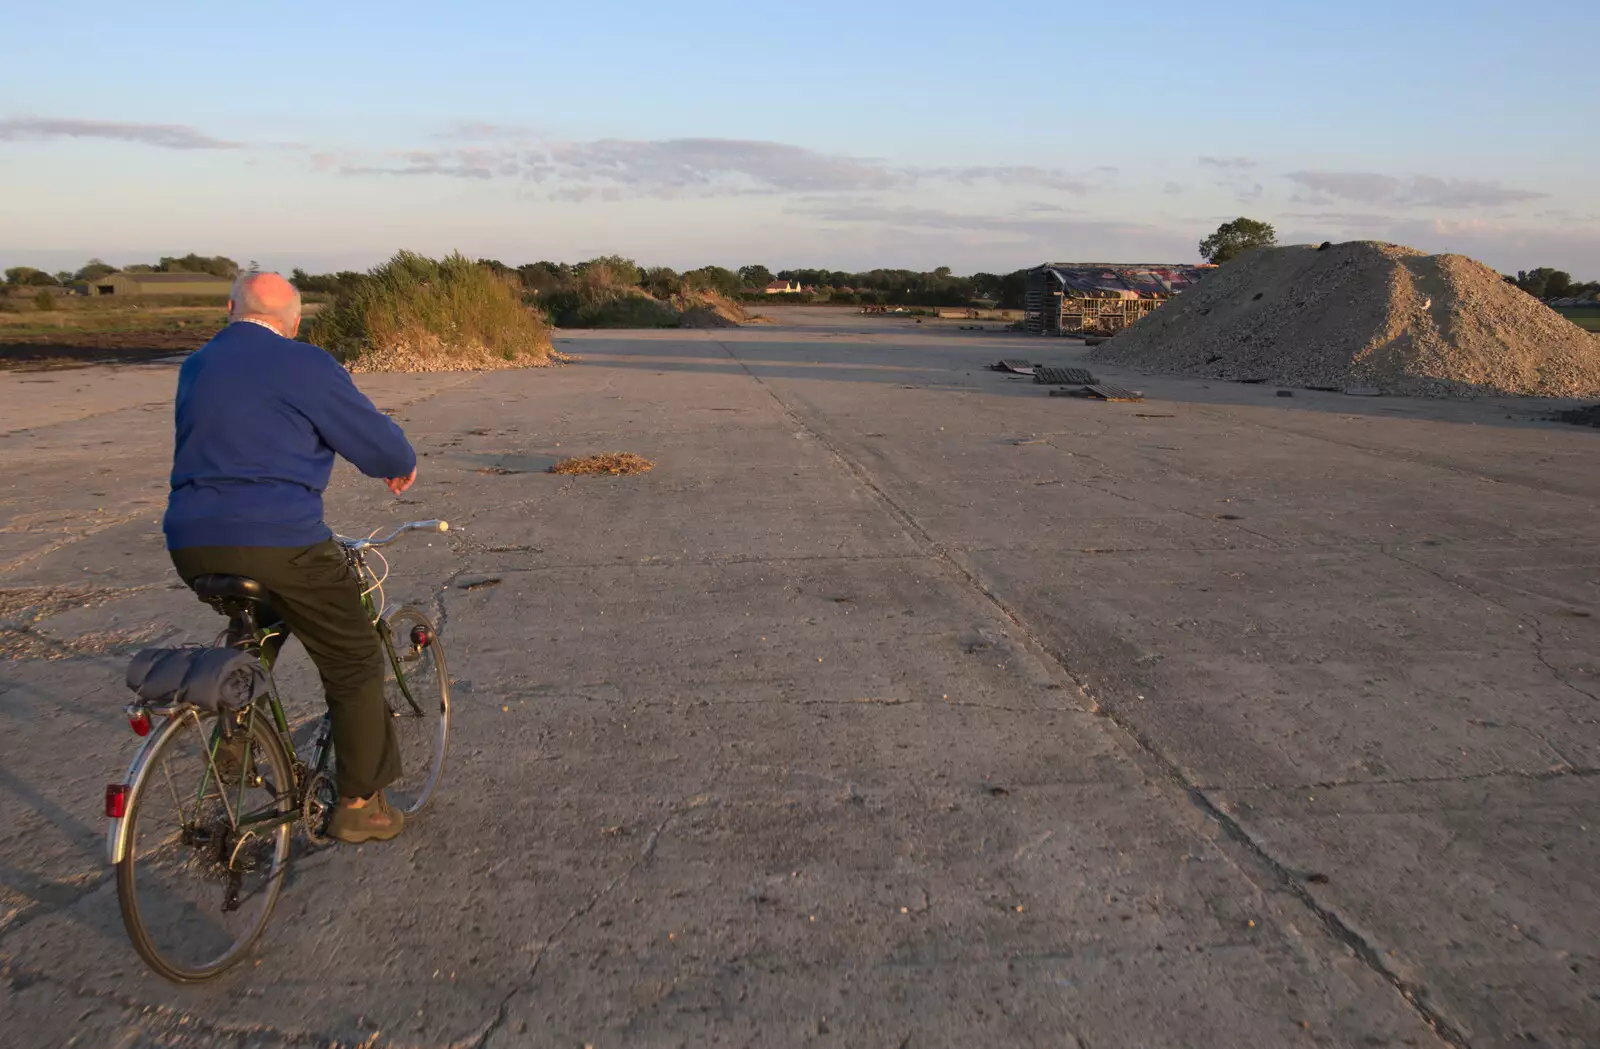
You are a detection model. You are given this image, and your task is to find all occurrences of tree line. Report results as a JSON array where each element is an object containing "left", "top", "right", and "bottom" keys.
[
  {"left": 10, "top": 237, "right": 1596, "bottom": 306},
  {"left": 3, "top": 254, "right": 243, "bottom": 288},
  {"left": 1507, "top": 268, "right": 1597, "bottom": 300},
  {"left": 286, "top": 258, "right": 1036, "bottom": 308}
]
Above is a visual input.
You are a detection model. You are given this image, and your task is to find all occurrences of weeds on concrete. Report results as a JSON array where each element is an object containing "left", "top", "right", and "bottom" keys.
[{"left": 304, "top": 251, "right": 552, "bottom": 372}]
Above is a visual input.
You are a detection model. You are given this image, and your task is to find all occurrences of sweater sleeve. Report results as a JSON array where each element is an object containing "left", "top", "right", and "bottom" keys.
[{"left": 294, "top": 350, "right": 417, "bottom": 479}]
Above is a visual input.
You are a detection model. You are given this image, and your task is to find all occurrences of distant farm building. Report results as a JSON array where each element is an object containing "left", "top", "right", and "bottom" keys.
[
  {"left": 763, "top": 280, "right": 801, "bottom": 294},
  {"left": 90, "top": 272, "right": 234, "bottom": 297},
  {"left": 1025, "top": 263, "right": 1213, "bottom": 335}
]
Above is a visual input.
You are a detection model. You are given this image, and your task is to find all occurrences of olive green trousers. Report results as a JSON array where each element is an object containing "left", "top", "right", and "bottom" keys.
[{"left": 170, "top": 539, "right": 400, "bottom": 799}]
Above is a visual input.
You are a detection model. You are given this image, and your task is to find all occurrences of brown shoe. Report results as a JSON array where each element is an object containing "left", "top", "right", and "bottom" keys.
[{"left": 327, "top": 791, "right": 405, "bottom": 843}]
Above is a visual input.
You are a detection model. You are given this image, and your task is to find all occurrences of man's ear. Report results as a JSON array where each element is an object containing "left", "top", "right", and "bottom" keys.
[{"left": 226, "top": 299, "right": 235, "bottom": 314}]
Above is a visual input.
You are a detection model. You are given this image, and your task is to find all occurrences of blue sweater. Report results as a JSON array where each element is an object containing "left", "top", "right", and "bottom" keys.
[{"left": 164, "top": 322, "right": 417, "bottom": 550}]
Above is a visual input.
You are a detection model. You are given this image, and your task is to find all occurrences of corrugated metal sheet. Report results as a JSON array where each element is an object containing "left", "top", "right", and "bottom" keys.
[
  {"left": 1042, "top": 264, "right": 1210, "bottom": 299},
  {"left": 1033, "top": 367, "right": 1097, "bottom": 385}
]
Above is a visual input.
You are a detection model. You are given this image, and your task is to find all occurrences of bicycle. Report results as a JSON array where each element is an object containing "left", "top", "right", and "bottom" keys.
[{"left": 105, "top": 519, "right": 453, "bottom": 983}]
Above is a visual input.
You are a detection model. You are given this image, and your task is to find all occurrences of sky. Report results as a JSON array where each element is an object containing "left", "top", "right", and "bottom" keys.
[{"left": 1, "top": 0, "right": 1595, "bottom": 278}]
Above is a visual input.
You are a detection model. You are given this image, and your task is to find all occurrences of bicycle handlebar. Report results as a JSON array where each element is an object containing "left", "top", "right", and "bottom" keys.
[{"left": 338, "top": 519, "right": 449, "bottom": 551}]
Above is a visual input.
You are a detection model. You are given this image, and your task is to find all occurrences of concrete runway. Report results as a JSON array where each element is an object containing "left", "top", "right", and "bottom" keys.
[{"left": 2, "top": 309, "right": 1597, "bottom": 1047}]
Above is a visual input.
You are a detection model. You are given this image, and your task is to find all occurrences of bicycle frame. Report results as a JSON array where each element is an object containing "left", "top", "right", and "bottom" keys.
[{"left": 107, "top": 520, "right": 448, "bottom": 864}]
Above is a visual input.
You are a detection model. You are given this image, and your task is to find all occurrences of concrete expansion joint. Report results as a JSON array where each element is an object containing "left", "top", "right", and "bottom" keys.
[
  {"left": 1181, "top": 784, "right": 1474, "bottom": 1049},
  {"left": 1204, "top": 764, "right": 1600, "bottom": 794}
]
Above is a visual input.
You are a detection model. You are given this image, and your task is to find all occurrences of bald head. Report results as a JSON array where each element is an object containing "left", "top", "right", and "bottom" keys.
[{"left": 229, "top": 272, "right": 302, "bottom": 337}]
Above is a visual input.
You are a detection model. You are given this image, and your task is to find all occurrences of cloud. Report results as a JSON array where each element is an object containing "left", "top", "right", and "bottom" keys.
[
  {"left": 1279, "top": 210, "right": 1397, "bottom": 228},
  {"left": 434, "top": 120, "right": 536, "bottom": 140},
  {"left": 330, "top": 134, "right": 1109, "bottom": 199},
  {"left": 1163, "top": 182, "right": 1185, "bottom": 196},
  {"left": 794, "top": 201, "right": 1149, "bottom": 239},
  {"left": 1275, "top": 210, "right": 1600, "bottom": 274},
  {"left": 1200, "top": 156, "right": 1257, "bottom": 169},
  {"left": 0, "top": 116, "right": 242, "bottom": 150},
  {"left": 1222, "top": 181, "right": 1265, "bottom": 204},
  {"left": 926, "top": 165, "right": 1094, "bottom": 193},
  {"left": 1286, "top": 170, "right": 1546, "bottom": 209}
]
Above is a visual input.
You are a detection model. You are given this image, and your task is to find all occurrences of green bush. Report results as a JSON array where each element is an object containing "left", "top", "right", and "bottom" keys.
[
  {"left": 33, "top": 290, "right": 57, "bottom": 311},
  {"left": 536, "top": 262, "right": 680, "bottom": 328},
  {"left": 302, "top": 251, "right": 551, "bottom": 372}
]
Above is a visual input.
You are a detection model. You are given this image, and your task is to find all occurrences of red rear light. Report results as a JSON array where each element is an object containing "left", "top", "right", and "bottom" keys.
[
  {"left": 105, "top": 784, "right": 128, "bottom": 819},
  {"left": 128, "top": 711, "right": 151, "bottom": 736},
  {"left": 410, "top": 626, "right": 432, "bottom": 649}
]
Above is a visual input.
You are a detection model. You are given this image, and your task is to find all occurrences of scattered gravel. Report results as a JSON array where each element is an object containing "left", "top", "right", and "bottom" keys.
[{"left": 1091, "top": 241, "right": 1600, "bottom": 397}]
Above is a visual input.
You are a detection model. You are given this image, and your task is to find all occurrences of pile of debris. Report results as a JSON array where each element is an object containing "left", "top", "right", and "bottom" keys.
[{"left": 1091, "top": 241, "right": 1600, "bottom": 398}]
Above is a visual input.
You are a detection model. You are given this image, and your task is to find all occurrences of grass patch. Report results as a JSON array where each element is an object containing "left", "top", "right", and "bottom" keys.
[
  {"left": 549, "top": 452, "right": 655, "bottom": 476},
  {"left": 303, "top": 251, "right": 551, "bottom": 372},
  {"left": 0, "top": 303, "right": 226, "bottom": 335},
  {"left": 1555, "top": 307, "right": 1600, "bottom": 332}
]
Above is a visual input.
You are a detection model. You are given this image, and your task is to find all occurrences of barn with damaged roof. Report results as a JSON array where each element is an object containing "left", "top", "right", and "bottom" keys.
[{"left": 1024, "top": 262, "right": 1215, "bottom": 335}]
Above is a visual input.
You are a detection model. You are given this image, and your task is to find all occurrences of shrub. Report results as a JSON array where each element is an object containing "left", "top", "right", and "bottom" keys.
[
  {"left": 573, "top": 255, "right": 641, "bottom": 287},
  {"left": 537, "top": 263, "right": 680, "bottom": 328},
  {"left": 33, "top": 290, "right": 57, "bottom": 311},
  {"left": 302, "top": 251, "right": 551, "bottom": 372}
]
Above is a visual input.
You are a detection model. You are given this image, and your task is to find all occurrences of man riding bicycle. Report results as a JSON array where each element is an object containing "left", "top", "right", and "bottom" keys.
[{"left": 164, "top": 272, "right": 417, "bottom": 844}]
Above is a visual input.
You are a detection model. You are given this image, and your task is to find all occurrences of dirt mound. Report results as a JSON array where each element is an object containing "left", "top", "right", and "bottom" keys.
[
  {"left": 1092, "top": 241, "right": 1600, "bottom": 397},
  {"left": 674, "top": 290, "right": 749, "bottom": 328},
  {"left": 343, "top": 332, "right": 552, "bottom": 374},
  {"left": 678, "top": 307, "right": 739, "bottom": 329}
]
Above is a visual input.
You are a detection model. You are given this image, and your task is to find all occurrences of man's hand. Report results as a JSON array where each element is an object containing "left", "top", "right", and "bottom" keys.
[{"left": 385, "top": 467, "right": 417, "bottom": 495}]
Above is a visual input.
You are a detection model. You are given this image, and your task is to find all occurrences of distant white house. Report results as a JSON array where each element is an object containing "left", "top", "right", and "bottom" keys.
[{"left": 764, "top": 280, "right": 800, "bottom": 294}]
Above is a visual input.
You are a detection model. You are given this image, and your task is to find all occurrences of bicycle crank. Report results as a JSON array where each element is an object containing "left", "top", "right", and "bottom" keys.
[{"left": 300, "top": 771, "right": 337, "bottom": 845}]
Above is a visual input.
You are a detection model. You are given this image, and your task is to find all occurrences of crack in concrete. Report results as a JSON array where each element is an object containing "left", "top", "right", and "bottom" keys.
[
  {"left": 1382, "top": 544, "right": 1600, "bottom": 740},
  {"left": 710, "top": 334, "right": 1471, "bottom": 1049},
  {"left": 0, "top": 956, "right": 351, "bottom": 1048},
  {"left": 457, "top": 773, "right": 724, "bottom": 1049},
  {"left": 1529, "top": 620, "right": 1600, "bottom": 705}
]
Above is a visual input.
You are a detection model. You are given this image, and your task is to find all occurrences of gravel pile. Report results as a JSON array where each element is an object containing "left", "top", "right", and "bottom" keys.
[{"left": 1091, "top": 241, "right": 1600, "bottom": 397}]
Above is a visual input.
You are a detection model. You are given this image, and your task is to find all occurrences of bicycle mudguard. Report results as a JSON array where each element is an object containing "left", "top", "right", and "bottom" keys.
[
  {"left": 107, "top": 715, "right": 181, "bottom": 865},
  {"left": 125, "top": 647, "right": 264, "bottom": 714}
]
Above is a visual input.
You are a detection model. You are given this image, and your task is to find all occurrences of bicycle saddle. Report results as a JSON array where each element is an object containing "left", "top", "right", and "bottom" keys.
[{"left": 190, "top": 574, "right": 272, "bottom": 603}]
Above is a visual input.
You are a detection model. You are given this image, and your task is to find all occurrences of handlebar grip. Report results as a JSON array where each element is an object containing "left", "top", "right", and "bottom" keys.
[{"left": 418, "top": 520, "right": 449, "bottom": 533}]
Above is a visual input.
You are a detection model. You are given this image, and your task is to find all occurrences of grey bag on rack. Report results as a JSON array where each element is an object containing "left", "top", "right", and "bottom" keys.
[{"left": 125, "top": 647, "right": 264, "bottom": 714}]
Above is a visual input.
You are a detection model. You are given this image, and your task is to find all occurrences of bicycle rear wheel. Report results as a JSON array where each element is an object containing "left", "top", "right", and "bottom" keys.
[
  {"left": 115, "top": 709, "right": 292, "bottom": 982},
  {"left": 380, "top": 606, "right": 450, "bottom": 814}
]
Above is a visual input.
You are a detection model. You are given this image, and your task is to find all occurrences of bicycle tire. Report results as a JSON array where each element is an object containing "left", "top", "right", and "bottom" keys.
[
  {"left": 116, "top": 710, "right": 293, "bottom": 983},
  {"left": 380, "top": 606, "right": 451, "bottom": 814}
]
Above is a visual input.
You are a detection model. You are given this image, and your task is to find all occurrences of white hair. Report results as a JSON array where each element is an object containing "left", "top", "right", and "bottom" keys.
[{"left": 228, "top": 273, "right": 302, "bottom": 327}]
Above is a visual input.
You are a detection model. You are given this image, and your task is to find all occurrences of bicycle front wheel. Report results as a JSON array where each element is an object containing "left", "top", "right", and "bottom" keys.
[
  {"left": 115, "top": 708, "right": 293, "bottom": 982},
  {"left": 380, "top": 606, "right": 451, "bottom": 814}
]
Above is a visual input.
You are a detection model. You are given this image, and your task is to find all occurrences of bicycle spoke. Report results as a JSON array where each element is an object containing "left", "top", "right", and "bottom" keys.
[
  {"left": 117, "top": 714, "right": 291, "bottom": 981},
  {"left": 379, "top": 608, "right": 450, "bottom": 815}
]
